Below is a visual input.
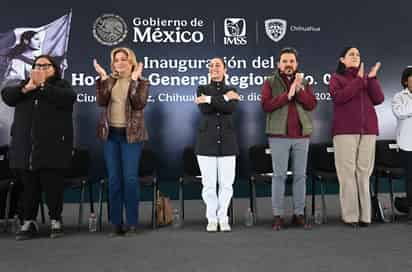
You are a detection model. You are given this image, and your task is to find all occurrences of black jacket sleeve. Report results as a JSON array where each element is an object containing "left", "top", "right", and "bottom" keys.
[
  {"left": 196, "top": 85, "right": 215, "bottom": 114},
  {"left": 210, "top": 89, "right": 238, "bottom": 114},
  {"left": 40, "top": 79, "right": 76, "bottom": 110},
  {"left": 197, "top": 85, "right": 239, "bottom": 114},
  {"left": 1, "top": 81, "right": 27, "bottom": 107}
]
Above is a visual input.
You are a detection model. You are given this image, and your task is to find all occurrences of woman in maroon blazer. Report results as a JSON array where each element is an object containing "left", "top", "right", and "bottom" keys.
[{"left": 328, "top": 47, "right": 384, "bottom": 227}]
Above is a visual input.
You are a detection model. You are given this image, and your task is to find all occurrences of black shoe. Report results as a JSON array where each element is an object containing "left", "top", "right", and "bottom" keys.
[
  {"left": 109, "top": 225, "right": 124, "bottom": 237},
  {"left": 343, "top": 222, "right": 359, "bottom": 228},
  {"left": 50, "top": 220, "right": 64, "bottom": 239},
  {"left": 359, "top": 222, "right": 370, "bottom": 227},
  {"left": 124, "top": 226, "right": 138, "bottom": 237},
  {"left": 16, "top": 221, "right": 38, "bottom": 241}
]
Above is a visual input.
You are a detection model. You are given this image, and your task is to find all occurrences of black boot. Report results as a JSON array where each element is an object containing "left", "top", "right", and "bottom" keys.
[{"left": 109, "top": 224, "right": 124, "bottom": 237}]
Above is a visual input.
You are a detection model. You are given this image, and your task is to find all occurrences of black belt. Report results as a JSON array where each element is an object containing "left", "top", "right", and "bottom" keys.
[{"left": 109, "top": 126, "right": 126, "bottom": 135}]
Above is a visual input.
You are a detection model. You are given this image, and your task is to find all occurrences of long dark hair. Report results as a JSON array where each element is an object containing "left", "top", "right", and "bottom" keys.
[
  {"left": 7, "top": 31, "right": 38, "bottom": 59},
  {"left": 32, "top": 55, "right": 61, "bottom": 81},
  {"left": 336, "top": 46, "right": 358, "bottom": 75}
]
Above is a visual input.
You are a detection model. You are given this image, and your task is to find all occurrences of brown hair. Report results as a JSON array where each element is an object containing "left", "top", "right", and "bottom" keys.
[{"left": 110, "top": 47, "right": 138, "bottom": 76}]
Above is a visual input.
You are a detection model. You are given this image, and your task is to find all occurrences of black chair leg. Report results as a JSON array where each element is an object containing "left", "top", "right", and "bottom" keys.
[
  {"left": 389, "top": 174, "right": 396, "bottom": 222},
  {"left": 105, "top": 180, "right": 111, "bottom": 223},
  {"left": 179, "top": 180, "right": 184, "bottom": 226},
  {"left": 78, "top": 182, "right": 85, "bottom": 231},
  {"left": 97, "top": 179, "right": 104, "bottom": 232},
  {"left": 372, "top": 174, "right": 386, "bottom": 223},
  {"left": 251, "top": 181, "right": 257, "bottom": 224},
  {"left": 88, "top": 181, "right": 94, "bottom": 214},
  {"left": 4, "top": 181, "right": 14, "bottom": 232},
  {"left": 311, "top": 175, "right": 316, "bottom": 217},
  {"left": 152, "top": 182, "right": 157, "bottom": 229},
  {"left": 229, "top": 199, "right": 234, "bottom": 225},
  {"left": 320, "top": 179, "right": 327, "bottom": 224},
  {"left": 249, "top": 179, "right": 254, "bottom": 220}
]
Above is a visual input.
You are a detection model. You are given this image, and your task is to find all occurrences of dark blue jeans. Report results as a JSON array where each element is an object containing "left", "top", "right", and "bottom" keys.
[{"left": 104, "top": 128, "right": 142, "bottom": 226}]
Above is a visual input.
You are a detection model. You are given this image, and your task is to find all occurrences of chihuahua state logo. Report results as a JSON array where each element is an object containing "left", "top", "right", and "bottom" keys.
[
  {"left": 93, "top": 14, "right": 128, "bottom": 46},
  {"left": 265, "top": 19, "right": 287, "bottom": 42}
]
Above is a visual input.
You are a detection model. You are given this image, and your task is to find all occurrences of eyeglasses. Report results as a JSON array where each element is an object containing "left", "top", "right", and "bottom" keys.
[{"left": 33, "top": 63, "right": 52, "bottom": 70}]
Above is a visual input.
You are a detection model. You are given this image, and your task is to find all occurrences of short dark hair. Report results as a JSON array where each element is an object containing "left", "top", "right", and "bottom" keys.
[
  {"left": 278, "top": 47, "right": 298, "bottom": 62},
  {"left": 401, "top": 67, "right": 412, "bottom": 88},
  {"left": 32, "top": 54, "right": 61, "bottom": 79},
  {"left": 336, "top": 46, "right": 359, "bottom": 75}
]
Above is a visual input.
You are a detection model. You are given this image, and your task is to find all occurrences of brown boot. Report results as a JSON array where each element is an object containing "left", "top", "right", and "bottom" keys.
[
  {"left": 292, "top": 214, "right": 311, "bottom": 229},
  {"left": 272, "top": 216, "right": 284, "bottom": 231}
]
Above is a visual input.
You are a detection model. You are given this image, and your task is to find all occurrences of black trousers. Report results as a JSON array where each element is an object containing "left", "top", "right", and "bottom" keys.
[
  {"left": 401, "top": 150, "right": 412, "bottom": 208},
  {"left": 0, "top": 178, "right": 23, "bottom": 219},
  {"left": 20, "top": 169, "right": 64, "bottom": 221}
]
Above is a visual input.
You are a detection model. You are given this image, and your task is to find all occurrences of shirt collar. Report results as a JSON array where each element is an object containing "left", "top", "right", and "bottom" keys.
[{"left": 402, "top": 88, "right": 412, "bottom": 95}]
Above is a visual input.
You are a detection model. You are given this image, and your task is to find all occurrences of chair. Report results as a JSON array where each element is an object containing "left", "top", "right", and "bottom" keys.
[
  {"left": 64, "top": 147, "right": 93, "bottom": 229},
  {"left": 178, "top": 146, "right": 234, "bottom": 226},
  {"left": 308, "top": 143, "right": 338, "bottom": 224},
  {"left": 248, "top": 144, "right": 304, "bottom": 224},
  {"left": 248, "top": 144, "right": 273, "bottom": 224},
  {"left": 0, "top": 145, "right": 16, "bottom": 232},
  {"left": 98, "top": 147, "right": 158, "bottom": 230},
  {"left": 374, "top": 140, "right": 404, "bottom": 222},
  {"left": 38, "top": 147, "right": 92, "bottom": 229}
]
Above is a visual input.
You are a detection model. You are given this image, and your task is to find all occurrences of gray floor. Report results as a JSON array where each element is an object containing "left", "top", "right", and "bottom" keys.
[{"left": 0, "top": 195, "right": 412, "bottom": 272}]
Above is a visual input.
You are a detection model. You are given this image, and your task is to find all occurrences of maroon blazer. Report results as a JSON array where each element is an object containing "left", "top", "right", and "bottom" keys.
[{"left": 328, "top": 67, "right": 384, "bottom": 136}]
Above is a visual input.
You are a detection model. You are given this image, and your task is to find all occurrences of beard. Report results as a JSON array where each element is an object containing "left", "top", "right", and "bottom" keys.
[{"left": 282, "top": 66, "right": 296, "bottom": 75}]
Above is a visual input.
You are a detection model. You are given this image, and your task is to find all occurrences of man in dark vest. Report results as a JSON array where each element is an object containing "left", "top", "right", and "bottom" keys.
[{"left": 261, "top": 47, "right": 317, "bottom": 230}]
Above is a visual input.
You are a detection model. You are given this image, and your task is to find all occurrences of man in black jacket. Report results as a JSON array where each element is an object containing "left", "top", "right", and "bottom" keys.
[{"left": 1, "top": 55, "right": 76, "bottom": 240}]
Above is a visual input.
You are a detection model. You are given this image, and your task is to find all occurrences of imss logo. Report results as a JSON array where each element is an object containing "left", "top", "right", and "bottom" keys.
[{"left": 224, "top": 18, "right": 247, "bottom": 45}]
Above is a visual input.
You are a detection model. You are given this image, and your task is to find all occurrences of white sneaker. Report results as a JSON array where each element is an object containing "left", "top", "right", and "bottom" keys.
[
  {"left": 219, "top": 221, "right": 231, "bottom": 232},
  {"left": 50, "top": 220, "right": 64, "bottom": 239},
  {"left": 206, "top": 222, "right": 218, "bottom": 232},
  {"left": 51, "top": 220, "right": 62, "bottom": 230},
  {"left": 21, "top": 220, "right": 39, "bottom": 232}
]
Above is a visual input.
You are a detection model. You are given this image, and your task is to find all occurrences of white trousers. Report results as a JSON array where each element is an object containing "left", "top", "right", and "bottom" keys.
[{"left": 197, "top": 155, "right": 236, "bottom": 224}]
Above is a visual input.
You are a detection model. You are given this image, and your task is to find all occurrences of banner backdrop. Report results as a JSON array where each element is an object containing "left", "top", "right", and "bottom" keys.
[{"left": 0, "top": 2, "right": 411, "bottom": 183}]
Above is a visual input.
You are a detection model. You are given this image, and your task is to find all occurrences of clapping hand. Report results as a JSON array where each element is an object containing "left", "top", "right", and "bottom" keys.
[
  {"left": 368, "top": 62, "right": 381, "bottom": 78},
  {"left": 23, "top": 70, "right": 45, "bottom": 93},
  {"left": 131, "top": 62, "right": 143, "bottom": 81},
  {"left": 93, "top": 59, "right": 108, "bottom": 80}
]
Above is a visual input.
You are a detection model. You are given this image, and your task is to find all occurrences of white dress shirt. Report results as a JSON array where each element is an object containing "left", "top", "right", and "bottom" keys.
[{"left": 392, "top": 88, "right": 412, "bottom": 151}]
